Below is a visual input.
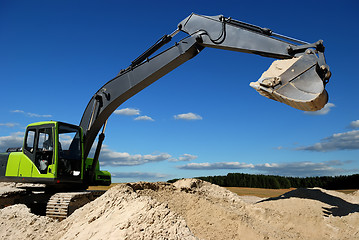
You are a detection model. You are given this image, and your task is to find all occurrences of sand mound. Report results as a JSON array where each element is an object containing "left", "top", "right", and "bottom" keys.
[
  {"left": 351, "top": 190, "right": 359, "bottom": 197},
  {"left": 0, "top": 204, "right": 55, "bottom": 240},
  {"left": 173, "top": 178, "right": 246, "bottom": 204},
  {"left": 53, "top": 184, "right": 196, "bottom": 240},
  {"left": 0, "top": 182, "right": 26, "bottom": 197},
  {"left": 0, "top": 179, "right": 358, "bottom": 240},
  {"left": 0, "top": 182, "right": 46, "bottom": 197}
]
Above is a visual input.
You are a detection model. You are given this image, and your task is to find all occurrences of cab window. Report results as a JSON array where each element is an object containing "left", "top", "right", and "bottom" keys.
[
  {"left": 38, "top": 128, "right": 53, "bottom": 151},
  {"left": 36, "top": 128, "right": 54, "bottom": 174},
  {"left": 57, "top": 124, "right": 82, "bottom": 177},
  {"left": 25, "top": 129, "right": 36, "bottom": 153}
]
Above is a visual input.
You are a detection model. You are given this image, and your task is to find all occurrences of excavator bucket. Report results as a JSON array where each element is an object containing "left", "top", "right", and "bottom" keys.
[{"left": 250, "top": 55, "right": 329, "bottom": 111}]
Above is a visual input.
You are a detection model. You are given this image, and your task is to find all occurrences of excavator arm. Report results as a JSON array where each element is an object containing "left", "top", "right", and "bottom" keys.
[{"left": 79, "top": 13, "right": 331, "bottom": 178}]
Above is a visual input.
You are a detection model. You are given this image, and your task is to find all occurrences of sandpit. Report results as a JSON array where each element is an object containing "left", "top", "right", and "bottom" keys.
[{"left": 0, "top": 179, "right": 358, "bottom": 240}]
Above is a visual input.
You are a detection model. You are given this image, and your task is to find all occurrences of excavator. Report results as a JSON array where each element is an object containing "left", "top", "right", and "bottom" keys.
[{"left": 0, "top": 13, "right": 331, "bottom": 220}]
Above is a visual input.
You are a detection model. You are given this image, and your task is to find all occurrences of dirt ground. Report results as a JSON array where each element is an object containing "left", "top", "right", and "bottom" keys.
[
  {"left": 0, "top": 179, "right": 358, "bottom": 240},
  {"left": 225, "top": 187, "right": 296, "bottom": 198}
]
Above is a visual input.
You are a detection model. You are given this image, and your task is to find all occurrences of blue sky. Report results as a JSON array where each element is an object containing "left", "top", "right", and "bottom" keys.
[{"left": 1, "top": 0, "right": 358, "bottom": 182}]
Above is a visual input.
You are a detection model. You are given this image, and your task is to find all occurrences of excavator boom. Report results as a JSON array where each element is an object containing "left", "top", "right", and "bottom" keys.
[{"left": 80, "top": 13, "right": 331, "bottom": 164}]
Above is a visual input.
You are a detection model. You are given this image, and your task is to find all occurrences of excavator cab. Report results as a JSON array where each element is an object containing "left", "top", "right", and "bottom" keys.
[
  {"left": 0, "top": 121, "right": 111, "bottom": 189},
  {"left": 20, "top": 121, "right": 83, "bottom": 185}
]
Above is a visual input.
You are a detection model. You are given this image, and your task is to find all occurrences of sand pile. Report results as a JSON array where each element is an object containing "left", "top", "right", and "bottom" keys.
[
  {"left": 0, "top": 183, "right": 196, "bottom": 240},
  {"left": 0, "top": 204, "right": 55, "bottom": 239},
  {"left": 53, "top": 184, "right": 196, "bottom": 240},
  {"left": 0, "top": 179, "right": 358, "bottom": 240},
  {"left": 0, "top": 182, "right": 26, "bottom": 196}
]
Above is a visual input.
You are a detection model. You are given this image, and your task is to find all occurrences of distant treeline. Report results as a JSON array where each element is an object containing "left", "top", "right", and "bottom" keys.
[{"left": 168, "top": 173, "right": 359, "bottom": 189}]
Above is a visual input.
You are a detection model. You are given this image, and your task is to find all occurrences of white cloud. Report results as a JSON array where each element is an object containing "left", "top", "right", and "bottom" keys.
[
  {"left": 111, "top": 171, "right": 169, "bottom": 179},
  {"left": 11, "top": 110, "right": 52, "bottom": 118},
  {"left": 0, "top": 132, "right": 24, "bottom": 152},
  {"left": 114, "top": 108, "right": 140, "bottom": 116},
  {"left": 27, "top": 113, "right": 52, "bottom": 118},
  {"left": 297, "top": 130, "right": 359, "bottom": 151},
  {"left": 98, "top": 147, "right": 172, "bottom": 166},
  {"left": 169, "top": 154, "right": 198, "bottom": 162},
  {"left": 94, "top": 144, "right": 199, "bottom": 166},
  {"left": 134, "top": 115, "right": 154, "bottom": 121},
  {"left": 174, "top": 112, "right": 202, "bottom": 120},
  {"left": 0, "top": 123, "right": 18, "bottom": 128},
  {"left": 304, "top": 103, "right": 335, "bottom": 116},
  {"left": 254, "top": 160, "right": 351, "bottom": 176},
  {"left": 11, "top": 110, "right": 25, "bottom": 114},
  {"left": 349, "top": 120, "right": 359, "bottom": 129},
  {"left": 177, "top": 160, "right": 354, "bottom": 176},
  {"left": 178, "top": 162, "right": 254, "bottom": 170}
]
